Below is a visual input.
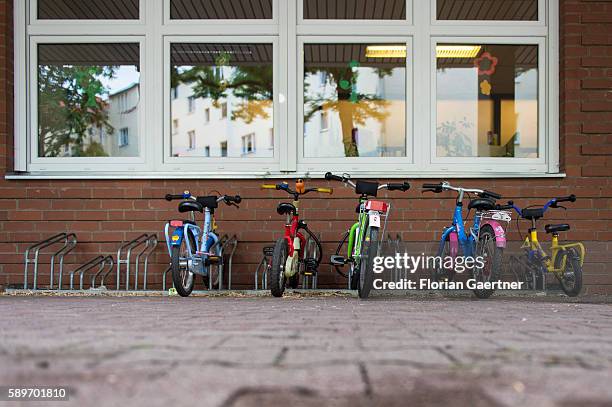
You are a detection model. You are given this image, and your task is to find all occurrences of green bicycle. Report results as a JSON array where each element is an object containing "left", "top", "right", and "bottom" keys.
[{"left": 326, "top": 172, "right": 410, "bottom": 299}]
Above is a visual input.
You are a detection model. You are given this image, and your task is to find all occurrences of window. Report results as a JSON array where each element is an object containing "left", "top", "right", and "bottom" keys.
[
  {"left": 302, "top": 42, "right": 407, "bottom": 158},
  {"left": 204, "top": 108, "right": 210, "bottom": 123},
  {"left": 170, "top": 0, "right": 273, "bottom": 20},
  {"left": 188, "top": 130, "right": 196, "bottom": 150},
  {"left": 169, "top": 42, "right": 274, "bottom": 159},
  {"left": 436, "top": 0, "right": 538, "bottom": 21},
  {"left": 436, "top": 43, "right": 539, "bottom": 159},
  {"left": 15, "top": 0, "right": 558, "bottom": 176},
  {"left": 35, "top": 42, "right": 141, "bottom": 158},
  {"left": 37, "top": 0, "right": 140, "bottom": 20},
  {"left": 187, "top": 96, "right": 196, "bottom": 114},
  {"left": 241, "top": 133, "right": 256, "bottom": 156},
  {"left": 119, "top": 128, "right": 129, "bottom": 147}
]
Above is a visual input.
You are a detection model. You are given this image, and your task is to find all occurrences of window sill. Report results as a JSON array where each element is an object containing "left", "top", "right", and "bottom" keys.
[{"left": 5, "top": 171, "right": 567, "bottom": 180}]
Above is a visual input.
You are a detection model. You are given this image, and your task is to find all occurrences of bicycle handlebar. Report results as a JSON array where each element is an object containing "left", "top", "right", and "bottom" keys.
[
  {"left": 325, "top": 172, "right": 410, "bottom": 193},
  {"left": 261, "top": 183, "right": 332, "bottom": 196},
  {"left": 387, "top": 182, "right": 411, "bottom": 192},
  {"left": 223, "top": 195, "right": 242, "bottom": 205},
  {"left": 421, "top": 182, "right": 501, "bottom": 199},
  {"left": 324, "top": 172, "right": 344, "bottom": 182},
  {"left": 165, "top": 192, "right": 190, "bottom": 201}
]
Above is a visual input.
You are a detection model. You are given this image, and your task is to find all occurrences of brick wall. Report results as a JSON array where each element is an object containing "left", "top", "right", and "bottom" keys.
[{"left": 1, "top": 0, "right": 611, "bottom": 293}]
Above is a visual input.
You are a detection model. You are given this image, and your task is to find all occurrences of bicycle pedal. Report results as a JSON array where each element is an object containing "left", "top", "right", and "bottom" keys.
[
  {"left": 263, "top": 246, "right": 275, "bottom": 257},
  {"left": 303, "top": 257, "right": 319, "bottom": 272},
  {"left": 330, "top": 255, "right": 348, "bottom": 266},
  {"left": 205, "top": 256, "right": 222, "bottom": 265}
]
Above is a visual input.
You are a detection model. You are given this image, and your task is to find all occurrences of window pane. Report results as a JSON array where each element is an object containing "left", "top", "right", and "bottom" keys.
[
  {"left": 436, "top": 44, "right": 538, "bottom": 158},
  {"left": 170, "top": 0, "right": 273, "bottom": 19},
  {"left": 304, "top": 43, "right": 406, "bottom": 158},
  {"left": 437, "top": 0, "right": 537, "bottom": 21},
  {"left": 170, "top": 43, "right": 274, "bottom": 158},
  {"left": 37, "top": 43, "right": 141, "bottom": 158},
  {"left": 38, "top": 0, "right": 139, "bottom": 19},
  {"left": 304, "top": 0, "right": 405, "bottom": 20}
]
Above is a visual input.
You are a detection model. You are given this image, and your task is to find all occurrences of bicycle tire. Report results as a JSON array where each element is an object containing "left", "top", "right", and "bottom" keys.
[
  {"left": 472, "top": 224, "right": 503, "bottom": 299},
  {"left": 358, "top": 226, "right": 379, "bottom": 299},
  {"left": 269, "top": 238, "right": 288, "bottom": 297},
  {"left": 555, "top": 249, "right": 582, "bottom": 297},
  {"left": 171, "top": 229, "right": 196, "bottom": 297}
]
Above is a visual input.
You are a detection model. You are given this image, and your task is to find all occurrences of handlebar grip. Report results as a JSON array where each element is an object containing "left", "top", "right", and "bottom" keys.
[
  {"left": 556, "top": 194, "right": 576, "bottom": 203},
  {"left": 315, "top": 187, "right": 333, "bottom": 194},
  {"left": 325, "top": 172, "right": 344, "bottom": 182},
  {"left": 261, "top": 184, "right": 278, "bottom": 190},
  {"left": 225, "top": 195, "right": 242, "bottom": 204},
  {"left": 165, "top": 194, "right": 185, "bottom": 201},
  {"left": 482, "top": 190, "right": 502, "bottom": 200},
  {"left": 387, "top": 182, "right": 410, "bottom": 192},
  {"left": 422, "top": 183, "right": 441, "bottom": 189}
]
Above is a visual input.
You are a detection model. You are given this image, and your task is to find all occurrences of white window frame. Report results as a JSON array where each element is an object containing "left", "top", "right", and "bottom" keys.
[
  {"left": 161, "top": 35, "right": 280, "bottom": 172},
  {"left": 28, "top": 36, "right": 147, "bottom": 172},
  {"left": 11, "top": 0, "right": 560, "bottom": 178},
  {"left": 297, "top": 36, "right": 415, "bottom": 174}
]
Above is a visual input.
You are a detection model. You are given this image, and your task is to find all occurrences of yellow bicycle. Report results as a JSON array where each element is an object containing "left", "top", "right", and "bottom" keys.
[{"left": 503, "top": 195, "right": 585, "bottom": 296}]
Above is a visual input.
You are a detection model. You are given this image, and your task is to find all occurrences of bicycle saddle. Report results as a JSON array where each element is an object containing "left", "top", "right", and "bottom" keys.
[
  {"left": 468, "top": 198, "right": 496, "bottom": 211},
  {"left": 178, "top": 201, "right": 204, "bottom": 213},
  {"left": 521, "top": 208, "right": 545, "bottom": 220},
  {"left": 277, "top": 202, "right": 296, "bottom": 215},
  {"left": 545, "top": 224, "right": 570, "bottom": 234}
]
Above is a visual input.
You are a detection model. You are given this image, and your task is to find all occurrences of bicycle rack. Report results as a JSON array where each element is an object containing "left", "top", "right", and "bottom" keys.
[
  {"left": 208, "top": 234, "right": 228, "bottom": 290},
  {"left": 138, "top": 235, "right": 158, "bottom": 291},
  {"left": 116, "top": 234, "right": 154, "bottom": 290},
  {"left": 24, "top": 233, "right": 77, "bottom": 290},
  {"left": 222, "top": 235, "right": 238, "bottom": 289},
  {"left": 303, "top": 233, "right": 321, "bottom": 289},
  {"left": 91, "top": 256, "right": 115, "bottom": 289},
  {"left": 69, "top": 255, "right": 105, "bottom": 290},
  {"left": 162, "top": 265, "right": 172, "bottom": 291},
  {"left": 255, "top": 246, "right": 274, "bottom": 290}
]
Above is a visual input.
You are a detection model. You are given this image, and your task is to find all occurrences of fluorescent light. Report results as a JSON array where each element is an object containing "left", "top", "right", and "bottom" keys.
[
  {"left": 365, "top": 45, "right": 407, "bottom": 59},
  {"left": 436, "top": 45, "right": 482, "bottom": 58}
]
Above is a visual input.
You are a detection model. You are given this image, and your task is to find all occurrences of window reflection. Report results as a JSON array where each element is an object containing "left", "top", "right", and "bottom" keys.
[
  {"left": 37, "top": 43, "right": 140, "bottom": 157},
  {"left": 303, "top": 43, "right": 407, "bottom": 158},
  {"left": 436, "top": 44, "right": 538, "bottom": 158},
  {"left": 170, "top": 43, "right": 274, "bottom": 158}
]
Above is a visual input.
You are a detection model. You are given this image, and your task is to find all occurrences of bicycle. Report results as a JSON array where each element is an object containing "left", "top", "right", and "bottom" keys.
[
  {"left": 326, "top": 172, "right": 410, "bottom": 299},
  {"left": 164, "top": 191, "right": 241, "bottom": 297},
  {"left": 422, "top": 181, "right": 509, "bottom": 299},
  {"left": 261, "top": 180, "right": 332, "bottom": 297},
  {"left": 503, "top": 195, "right": 584, "bottom": 297}
]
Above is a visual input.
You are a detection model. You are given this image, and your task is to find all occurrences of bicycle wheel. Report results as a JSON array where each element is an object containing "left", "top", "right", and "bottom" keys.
[
  {"left": 269, "top": 237, "right": 288, "bottom": 297},
  {"left": 555, "top": 249, "right": 582, "bottom": 297},
  {"left": 358, "top": 226, "right": 379, "bottom": 299},
  {"left": 171, "top": 229, "right": 196, "bottom": 297},
  {"left": 473, "top": 224, "right": 503, "bottom": 299}
]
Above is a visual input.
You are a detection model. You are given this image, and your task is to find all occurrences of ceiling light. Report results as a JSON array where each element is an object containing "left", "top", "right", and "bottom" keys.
[
  {"left": 365, "top": 45, "right": 407, "bottom": 59},
  {"left": 436, "top": 45, "right": 482, "bottom": 58}
]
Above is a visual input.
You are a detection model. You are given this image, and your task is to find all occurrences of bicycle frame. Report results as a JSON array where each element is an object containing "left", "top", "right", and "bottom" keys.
[
  {"left": 347, "top": 197, "right": 389, "bottom": 261},
  {"left": 282, "top": 199, "right": 307, "bottom": 277},
  {"left": 164, "top": 205, "right": 220, "bottom": 277}
]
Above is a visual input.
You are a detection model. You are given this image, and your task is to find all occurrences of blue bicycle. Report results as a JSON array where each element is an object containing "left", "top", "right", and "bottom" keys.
[
  {"left": 164, "top": 191, "right": 241, "bottom": 297},
  {"left": 423, "top": 182, "right": 510, "bottom": 298}
]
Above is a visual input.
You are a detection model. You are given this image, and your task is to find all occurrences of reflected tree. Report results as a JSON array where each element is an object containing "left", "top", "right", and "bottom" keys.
[
  {"left": 304, "top": 66, "right": 392, "bottom": 157},
  {"left": 38, "top": 65, "right": 116, "bottom": 157}
]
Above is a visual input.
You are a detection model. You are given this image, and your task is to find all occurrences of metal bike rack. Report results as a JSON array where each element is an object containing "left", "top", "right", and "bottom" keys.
[
  {"left": 138, "top": 235, "right": 158, "bottom": 291},
  {"left": 116, "top": 234, "right": 154, "bottom": 290},
  {"left": 162, "top": 265, "right": 172, "bottom": 291},
  {"left": 91, "top": 256, "right": 115, "bottom": 289},
  {"left": 24, "top": 233, "right": 77, "bottom": 290},
  {"left": 208, "top": 234, "right": 228, "bottom": 290},
  {"left": 303, "top": 233, "right": 321, "bottom": 289},
  {"left": 69, "top": 255, "right": 105, "bottom": 290},
  {"left": 222, "top": 235, "right": 238, "bottom": 289},
  {"left": 255, "top": 246, "right": 274, "bottom": 290}
]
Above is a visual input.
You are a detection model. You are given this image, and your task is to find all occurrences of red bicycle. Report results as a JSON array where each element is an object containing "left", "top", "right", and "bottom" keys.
[{"left": 261, "top": 180, "right": 332, "bottom": 297}]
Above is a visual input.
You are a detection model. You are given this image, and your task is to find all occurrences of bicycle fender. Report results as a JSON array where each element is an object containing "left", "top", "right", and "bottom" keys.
[
  {"left": 347, "top": 222, "right": 360, "bottom": 258},
  {"left": 482, "top": 219, "right": 507, "bottom": 248}
]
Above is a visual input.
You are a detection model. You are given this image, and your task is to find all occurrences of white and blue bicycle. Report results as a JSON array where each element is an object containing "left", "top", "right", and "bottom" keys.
[{"left": 164, "top": 191, "right": 241, "bottom": 297}]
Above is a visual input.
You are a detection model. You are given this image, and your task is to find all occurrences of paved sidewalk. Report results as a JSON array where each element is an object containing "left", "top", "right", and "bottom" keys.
[{"left": 1, "top": 294, "right": 612, "bottom": 406}]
